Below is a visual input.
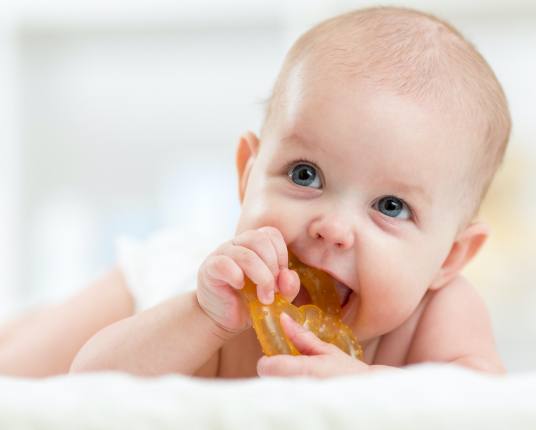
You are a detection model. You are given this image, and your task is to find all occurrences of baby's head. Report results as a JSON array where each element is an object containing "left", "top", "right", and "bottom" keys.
[{"left": 234, "top": 7, "right": 511, "bottom": 341}]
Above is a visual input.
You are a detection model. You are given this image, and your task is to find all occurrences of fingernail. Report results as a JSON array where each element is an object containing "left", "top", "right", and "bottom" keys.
[
  {"left": 261, "top": 289, "right": 274, "bottom": 304},
  {"left": 281, "top": 312, "right": 291, "bottom": 322},
  {"left": 280, "top": 312, "right": 296, "bottom": 326}
]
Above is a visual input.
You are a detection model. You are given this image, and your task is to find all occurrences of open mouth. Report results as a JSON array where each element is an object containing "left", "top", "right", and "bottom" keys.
[
  {"left": 287, "top": 251, "right": 356, "bottom": 311},
  {"left": 292, "top": 275, "right": 354, "bottom": 309}
]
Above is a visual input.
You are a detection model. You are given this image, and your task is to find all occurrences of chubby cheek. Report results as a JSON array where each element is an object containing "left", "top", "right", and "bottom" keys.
[
  {"left": 235, "top": 189, "right": 303, "bottom": 244},
  {"left": 352, "top": 235, "right": 448, "bottom": 340},
  {"left": 354, "top": 273, "right": 426, "bottom": 340}
]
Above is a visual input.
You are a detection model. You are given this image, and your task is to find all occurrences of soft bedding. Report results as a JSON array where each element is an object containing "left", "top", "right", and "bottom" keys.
[{"left": 1, "top": 364, "right": 535, "bottom": 429}]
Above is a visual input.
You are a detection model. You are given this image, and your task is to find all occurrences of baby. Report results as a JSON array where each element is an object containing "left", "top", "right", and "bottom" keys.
[{"left": 1, "top": 6, "right": 510, "bottom": 378}]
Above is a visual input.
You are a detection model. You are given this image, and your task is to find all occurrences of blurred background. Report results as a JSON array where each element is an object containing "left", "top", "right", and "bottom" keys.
[{"left": 0, "top": 0, "right": 534, "bottom": 371}]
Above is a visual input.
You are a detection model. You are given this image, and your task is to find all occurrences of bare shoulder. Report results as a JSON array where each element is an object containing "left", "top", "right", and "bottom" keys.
[
  {"left": 70, "top": 266, "right": 134, "bottom": 317},
  {"left": 406, "top": 275, "right": 505, "bottom": 372},
  {"left": 0, "top": 267, "right": 135, "bottom": 377}
]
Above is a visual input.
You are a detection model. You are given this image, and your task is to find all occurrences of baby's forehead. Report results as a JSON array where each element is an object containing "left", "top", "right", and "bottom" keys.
[
  {"left": 275, "top": 74, "right": 482, "bottom": 202},
  {"left": 279, "top": 67, "right": 471, "bottom": 152},
  {"left": 275, "top": 86, "right": 471, "bottom": 183},
  {"left": 288, "top": 43, "right": 470, "bottom": 123}
]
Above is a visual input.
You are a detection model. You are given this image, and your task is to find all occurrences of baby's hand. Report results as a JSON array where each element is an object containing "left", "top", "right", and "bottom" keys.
[
  {"left": 196, "top": 227, "right": 301, "bottom": 335},
  {"left": 257, "top": 313, "right": 370, "bottom": 378}
]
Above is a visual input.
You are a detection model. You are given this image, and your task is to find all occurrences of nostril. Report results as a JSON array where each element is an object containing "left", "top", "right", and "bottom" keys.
[{"left": 315, "top": 233, "right": 323, "bottom": 239}]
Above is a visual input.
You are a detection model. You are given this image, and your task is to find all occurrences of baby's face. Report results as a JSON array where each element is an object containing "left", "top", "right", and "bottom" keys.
[{"left": 236, "top": 65, "right": 475, "bottom": 341}]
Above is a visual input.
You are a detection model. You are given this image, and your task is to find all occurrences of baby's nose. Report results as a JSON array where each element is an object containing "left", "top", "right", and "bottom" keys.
[{"left": 308, "top": 214, "right": 354, "bottom": 250}]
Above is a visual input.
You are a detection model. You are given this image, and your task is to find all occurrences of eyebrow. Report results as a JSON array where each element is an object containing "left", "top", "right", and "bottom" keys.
[
  {"left": 387, "top": 180, "right": 432, "bottom": 206},
  {"left": 281, "top": 134, "right": 321, "bottom": 151}
]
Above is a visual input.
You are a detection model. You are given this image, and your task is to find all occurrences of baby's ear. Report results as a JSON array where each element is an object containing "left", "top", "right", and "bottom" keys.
[
  {"left": 236, "top": 131, "right": 261, "bottom": 203},
  {"left": 429, "top": 221, "right": 490, "bottom": 290}
]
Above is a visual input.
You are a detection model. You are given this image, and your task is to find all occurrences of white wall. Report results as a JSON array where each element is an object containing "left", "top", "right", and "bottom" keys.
[{"left": 0, "top": 7, "right": 20, "bottom": 312}]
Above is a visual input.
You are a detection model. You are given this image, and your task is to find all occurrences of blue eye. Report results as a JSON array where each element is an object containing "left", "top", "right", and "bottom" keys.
[
  {"left": 374, "top": 196, "right": 411, "bottom": 220},
  {"left": 288, "top": 163, "right": 322, "bottom": 189}
]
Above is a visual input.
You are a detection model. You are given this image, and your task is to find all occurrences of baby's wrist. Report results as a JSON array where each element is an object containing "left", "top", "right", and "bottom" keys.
[{"left": 192, "top": 293, "right": 241, "bottom": 343}]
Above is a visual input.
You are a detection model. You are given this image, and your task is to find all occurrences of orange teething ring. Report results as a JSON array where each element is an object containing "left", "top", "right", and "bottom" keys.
[{"left": 241, "top": 251, "right": 363, "bottom": 359}]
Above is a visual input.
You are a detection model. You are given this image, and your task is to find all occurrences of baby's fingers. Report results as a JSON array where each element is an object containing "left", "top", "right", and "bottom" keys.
[
  {"left": 221, "top": 245, "right": 276, "bottom": 304},
  {"left": 277, "top": 268, "right": 300, "bottom": 302},
  {"left": 257, "top": 226, "right": 288, "bottom": 270},
  {"left": 232, "top": 228, "right": 281, "bottom": 278},
  {"left": 204, "top": 255, "right": 244, "bottom": 290}
]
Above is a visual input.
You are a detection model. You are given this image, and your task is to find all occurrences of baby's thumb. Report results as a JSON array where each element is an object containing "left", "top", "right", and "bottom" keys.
[{"left": 280, "top": 312, "right": 333, "bottom": 356}]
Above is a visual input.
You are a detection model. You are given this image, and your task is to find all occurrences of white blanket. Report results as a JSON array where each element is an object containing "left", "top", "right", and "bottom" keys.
[{"left": 1, "top": 365, "right": 535, "bottom": 430}]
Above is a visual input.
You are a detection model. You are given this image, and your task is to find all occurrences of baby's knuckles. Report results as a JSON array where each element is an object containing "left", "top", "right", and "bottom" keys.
[
  {"left": 234, "top": 228, "right": 286, "bottom": 273},
  {"left": 210, "top": 255, "right": 243, "bottom": 287},
  {"left": 230, "top": 227, "right": 288, "bottom": 295},
  {"left": 258, "top": 226, "right": 288, "bottom": 263}
]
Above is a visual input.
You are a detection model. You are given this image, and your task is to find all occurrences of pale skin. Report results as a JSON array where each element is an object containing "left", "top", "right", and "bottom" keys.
[
  {"left": 0, "top": 62, "right": 504, "bottom": 378},
  {"left": 0, "top": 269, "right": 133, "bottom": 377}
]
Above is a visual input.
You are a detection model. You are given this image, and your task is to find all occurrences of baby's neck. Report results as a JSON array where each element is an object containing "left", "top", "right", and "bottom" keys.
[{"left": 360, "top": 337, "right": 381, "bottom": 364}]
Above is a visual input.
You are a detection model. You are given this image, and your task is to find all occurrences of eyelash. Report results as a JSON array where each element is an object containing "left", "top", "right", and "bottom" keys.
[
  {"left": 284, "top": 158, "right": 324, "bottom": 185},
  {"left": 283, "top": 158, "right": 415, "bottom": 222},
  {"left": 373, "top": 196, "right": 414, "bottom": 222}
]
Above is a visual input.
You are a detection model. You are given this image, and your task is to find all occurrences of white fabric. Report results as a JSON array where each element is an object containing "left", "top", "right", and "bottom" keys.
[
  {"left": 0, "top": 365, "right": 535, "bottom": 429},
  {"left": 116, "top": 228, "right": 214, "bottom": 311}
]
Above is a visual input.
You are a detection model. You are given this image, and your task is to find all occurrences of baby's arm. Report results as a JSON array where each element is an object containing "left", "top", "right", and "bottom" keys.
[
  {"left": 0, "top": 268, "right": 133, "bottom": 377},
  {"left": 405, "top": 274, "right": 505, "bottom": 373},
  {"left": 71, "top": 226, "right": 300, "bottom": 377},
  {"left": 70, "top": 290, "right": 233, "bottom": 376}
]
